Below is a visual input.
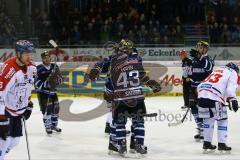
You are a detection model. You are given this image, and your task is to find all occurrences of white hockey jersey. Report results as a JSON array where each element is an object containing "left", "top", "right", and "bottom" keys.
[
  {"left": 197, "top": 66, "right": 239, "bottom": 104},
  {"left": 0, "top": 57, "right": 36, "bottom": 117}
]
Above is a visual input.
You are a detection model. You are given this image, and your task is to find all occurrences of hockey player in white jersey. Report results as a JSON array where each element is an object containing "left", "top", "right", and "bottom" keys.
[
  {"left": 197, "top": 62, "right": 239, "bottom": 153},
  {"left": 0, "top": 40, "right": 36, "bottom": 160}
]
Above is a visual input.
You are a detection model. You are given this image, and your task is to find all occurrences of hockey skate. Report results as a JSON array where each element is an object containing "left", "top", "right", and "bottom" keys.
[
  {"left": 46, "top": 128, "right": 53, "bottom": 135},
  {"left": 108, "top": 141, "right": 119, "bottom": 155},
  {"left": 129, "top": 136, "right": 136, "bottom": 153},
  {"left": 52, "top": 126, "right": 62, "bottom": 133},
  {"left": 134, "top": 142, "right": 147, "bottom": 158},
  {"left": 218, "top": 143, "right": 231, "bottom": 154},
  {"left": 194, "top": 128, "right": 203, "bottom": 142},
  {"left": 118, "top": 140, "right": 127, "bottom": 157},
  {"left": 203, "top": 141, "right": 216, "bottom": 154},
  {"left": 181, "top": 105, "right": 188, "bottom": 110}
]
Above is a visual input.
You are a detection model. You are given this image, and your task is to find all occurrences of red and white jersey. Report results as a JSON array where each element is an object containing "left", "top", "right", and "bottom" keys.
[
  {"left": 197, "top": 66, "right": 238, "bottom": 104},
  {"left": 0, "top": 57, "right": 36, "bottom": 117}
]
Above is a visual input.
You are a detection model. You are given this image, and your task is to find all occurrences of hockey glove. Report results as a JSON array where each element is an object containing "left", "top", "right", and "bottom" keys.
[
  {"left": 0, "top": 116, "right": 9, "bottom": 140},
  {"left": 227, "top": 97, "right": 238, "bottom": 112},
  {"left": 103, "top": 91, "right": 114, "bottom": 103},
  {"left": 190, "top": 49, "right": 198, "bottom": 59},
  {"left": 146, "top": 80, "right": 162, "bottom": 93},
  {"left": 48, "top": 69, "right": 63, "bottom": 89},
  {"left": 88, "top": 69, "right": 99, "bottom": 81},
  {"left": 23, "top": 101, "right": 34, "bottom": 120}
]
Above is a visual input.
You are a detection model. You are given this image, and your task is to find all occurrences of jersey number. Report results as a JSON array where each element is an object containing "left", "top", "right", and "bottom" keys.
[
  {"left": 117, "top": 70, "right": 140, "bottom": 87},
  {"left": 203, "top": 73, "right": 223, "bottom": 83}
]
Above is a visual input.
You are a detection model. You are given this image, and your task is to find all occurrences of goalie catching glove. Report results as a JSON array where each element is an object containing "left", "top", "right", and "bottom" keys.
[
  {"left": 227, "top": 97, "right": 238, "bottom": 112},
  {"left": 88, "top": 68, "right": 99, "bottom": 81}
]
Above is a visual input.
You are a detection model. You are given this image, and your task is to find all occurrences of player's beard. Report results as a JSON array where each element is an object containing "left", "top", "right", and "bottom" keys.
[{"left": 23, "top": 57, "right": 32, "bottom": 65}]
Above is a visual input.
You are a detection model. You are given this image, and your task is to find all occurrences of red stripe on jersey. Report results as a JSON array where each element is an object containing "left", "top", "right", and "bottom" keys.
[
  {"left": 0, "top": 115, "right": 6, "bottom": 119},
  {"left": 0, "top": 57, "right": 21, "bottom": 91},
  {"left": 198, "top": 89, "right": 224, "bottom": 102}
]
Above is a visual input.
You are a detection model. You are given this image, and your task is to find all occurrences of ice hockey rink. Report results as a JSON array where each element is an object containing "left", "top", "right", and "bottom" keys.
[{"left": 5, "top": 96, "right": 240, "bottom": 160}]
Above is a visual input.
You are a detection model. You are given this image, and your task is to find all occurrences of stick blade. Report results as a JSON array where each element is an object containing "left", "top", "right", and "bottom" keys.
[
  {"left": 168, "top": 121, "right": 182, "bottom": 127},
  {"left": 49, "top": 39, "right": 58, "bottom": 48}
]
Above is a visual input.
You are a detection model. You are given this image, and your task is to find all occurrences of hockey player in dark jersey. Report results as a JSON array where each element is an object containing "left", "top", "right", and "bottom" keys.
[
  {"left": 179, "top": 49, "right": 192, "bottom": 110},
  {"left": 35, "top": 51, "right": 63, "bottom": 135},
  {"left": 189, "top": 41, "right": 214, "bottom": 142},
  {"left": 89, "top": 39, "right": 161, "bottom": 157},
  {"left": 90, "top": 40, "right": 139, "bottom": 154}
]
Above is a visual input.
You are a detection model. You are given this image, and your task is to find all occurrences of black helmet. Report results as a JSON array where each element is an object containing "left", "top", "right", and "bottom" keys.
[
  {"left": 196, "top": 41, "right": 209, "bottom": 49},
  {"left": 41, "top": 51, "right": 49, "bottom": 58},
  {"left": 226, "top": 62, "right": 239, "bottom": 74},
  {"left": 118, "top": 39, "right": 134, "bottom": 53}
]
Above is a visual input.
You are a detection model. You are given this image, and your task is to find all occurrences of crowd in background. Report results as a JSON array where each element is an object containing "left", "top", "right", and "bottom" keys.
[
  {"left": 0, "top": 0, "right": 16, "bottom": 45},
  {"left": 0, "top": 0, "right": 240, "bottom": 46},
  {"left": 32, "top": 0, "right": 204, "bottom": 45},
  {"left": 208, "top": 0, "right": 240, "bottom": 44}
]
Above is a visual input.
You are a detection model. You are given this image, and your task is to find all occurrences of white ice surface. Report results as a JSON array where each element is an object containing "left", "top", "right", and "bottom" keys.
[{"left": 5, "top": 97, "right": 240, "bottom": 160}]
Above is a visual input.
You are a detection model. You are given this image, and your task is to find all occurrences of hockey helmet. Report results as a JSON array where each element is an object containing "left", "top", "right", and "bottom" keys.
[
  {"left": 41, "top": 51, "right": 50, "bottom": 58},
  {"left": 226, "top": 62, "right": 239, "bottom": 74},
  {"left": 118, "top": 39, "right": 134, "bottom": 53},
  {"left": 15, "top": 40, "right": 36, "bottom": 53},
  {"left": 196, "top": 41, "right": 209, "bottom": 49}
]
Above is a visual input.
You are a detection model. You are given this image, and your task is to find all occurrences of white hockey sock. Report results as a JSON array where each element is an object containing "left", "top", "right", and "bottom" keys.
[
  {"left": 7, "top": 137, "right": 20, "bottom": 152},
  {"left": 0, "top": 137, "right": 10, "bottom": 160},
  {"left": 203, "top": 118, "right": 215, "bottom": 142},
  {"left": 106, "top": 111, "right": 113, "bottom": 125},
  {"left": 217, "top": 119, "right": 228, "bottom": 144}
]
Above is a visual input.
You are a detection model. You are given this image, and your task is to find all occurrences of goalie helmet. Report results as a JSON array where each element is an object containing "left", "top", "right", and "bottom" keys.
[
  {"left": 226, "top": 62, "right": 239, "bottom": 74},
  {"left": 15, "top": 40, "right": 35, "bottom": 53}
]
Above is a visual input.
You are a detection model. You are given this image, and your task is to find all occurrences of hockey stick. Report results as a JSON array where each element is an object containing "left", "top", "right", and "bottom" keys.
[
  {"left": 143, "top": 112, "right": 158, "bottom": 117},
  {"left": 49, "top": 39, "right": 58, "bottom": 70},
  {"left": 168, "top": 107, "right": 191, "bottom": 127},
  {"left": 23, "top": 118, "right": 31, "bottom": 160}
]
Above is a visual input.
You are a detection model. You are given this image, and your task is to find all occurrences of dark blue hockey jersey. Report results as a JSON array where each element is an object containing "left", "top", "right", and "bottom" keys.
[
  {"left": 94, "top": 52, "right": 142, "bottom": 94},
  {"left": 34, "top": 63, "right": 59, "bottom": 95},
  {"left": 190, "top": 54, "right": 213, "bottom": 87}
]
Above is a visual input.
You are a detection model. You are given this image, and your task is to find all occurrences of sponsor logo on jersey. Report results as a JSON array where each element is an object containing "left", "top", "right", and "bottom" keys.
[
  {"left": 5, "top": 67, "right": 15, "bottom": 79},
  {"left": 200, "top": 83, "right": 212, "bottom": 89},
  {"left": 192, "top": 68, "right": 205, "bottom": 73},
  {"left": 0, "top": 63, "right": 8, "bottom": 76}
]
